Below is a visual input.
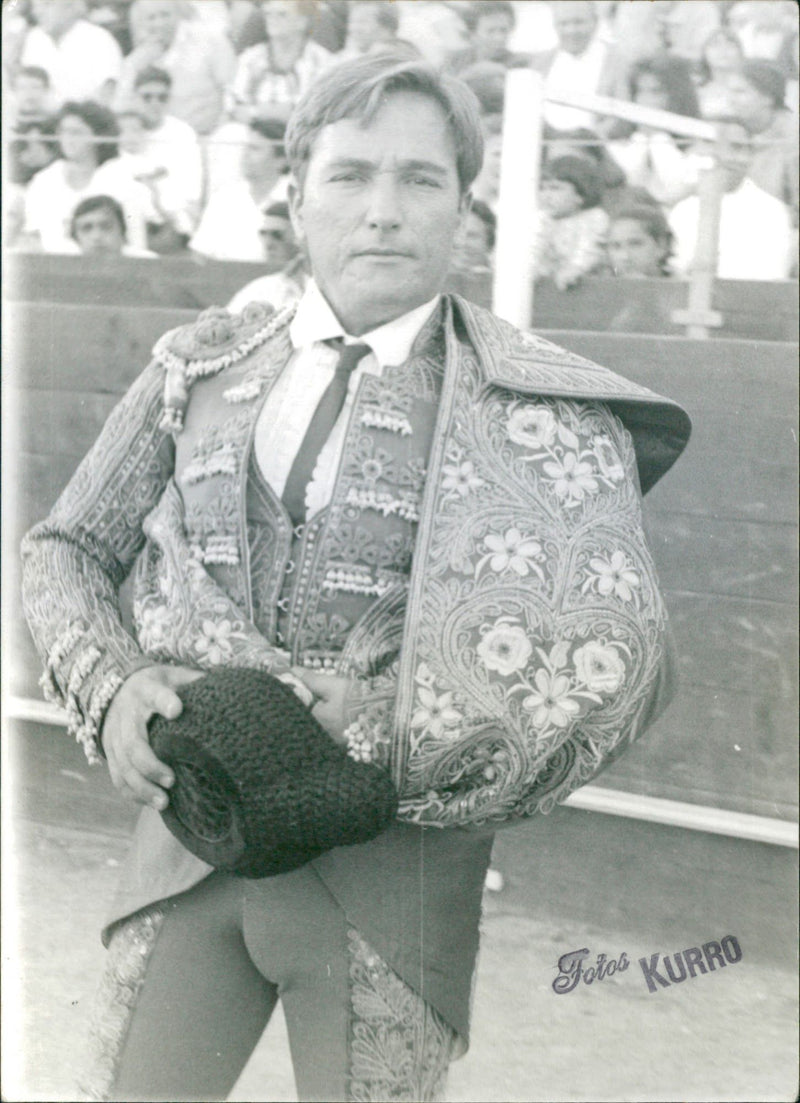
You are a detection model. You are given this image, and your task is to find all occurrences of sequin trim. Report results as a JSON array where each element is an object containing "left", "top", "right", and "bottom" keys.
[
  {"left": 347, "top": 929, "right": 455, "bottom": 1102},
  {"left": 76, "top": 906, "right": 165, "bottom": 1101}
]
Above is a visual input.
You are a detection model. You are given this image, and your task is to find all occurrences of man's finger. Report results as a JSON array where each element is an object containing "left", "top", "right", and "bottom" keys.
[
  {"left": 130, "top": 739, "right": 174, "bottom": 788},
  {"left": 120, "top": 764, "right": 170, "bottom": 809}
]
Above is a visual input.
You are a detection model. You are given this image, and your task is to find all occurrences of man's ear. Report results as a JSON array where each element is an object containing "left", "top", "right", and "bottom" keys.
[{"left": 287, "top": 177, "right": 306, "bottom": 244}]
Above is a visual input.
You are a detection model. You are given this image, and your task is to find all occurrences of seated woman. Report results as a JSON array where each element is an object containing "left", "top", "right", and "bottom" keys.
[
  {"left": 605, "top": 204, "right": 674, "bottom": 278},
  {"left": 694, "top": 28, "right": 745, "bottom": 118},
  {"left": 606, "top": 56, "right": 701, "bottom": 209},
  {"left": 21, "top": 100, "right": 149, "bottom": 253}
]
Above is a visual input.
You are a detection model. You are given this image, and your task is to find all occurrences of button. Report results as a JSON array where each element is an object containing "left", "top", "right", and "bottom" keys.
[
  {"left": 277, "top": 597, "right": 291, "bottom": 613},
  {"left": 284, "top": 559, "right": 295, "bottom": 575}
]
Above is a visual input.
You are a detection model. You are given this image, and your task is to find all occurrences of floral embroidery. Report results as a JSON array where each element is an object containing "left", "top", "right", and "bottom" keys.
[
  {"left": 584, "top": 550, "right": 641, "bottom": 603},
  {"left": 441, "top": 447, "right": 484, "bottom": 499},
  {"left": 347, "top": 929, "right": 455, "bottom": 1103},
  {"left": 194, "top": 618, "right": 239, "bottom": 664},
  {"left": 476, "top": 620, "right": 533, "bottom": 676},
  {"left": 573, "top": 641, "right": 627, "bottom": 694},
  {"left": 542, "top": 451, "right": 599, "bottom": 505},
  {"left": 410, "top": 664, "right": 463, "bottom": 740},
  {"left": 591, "top": 434, "right": 626, "bottom": 482},
  {"left": 506, "top": 405, "right": 557, "bottom": 450},
  {"left": 476, "top": 528, "right": 544, "bottom": 579}
]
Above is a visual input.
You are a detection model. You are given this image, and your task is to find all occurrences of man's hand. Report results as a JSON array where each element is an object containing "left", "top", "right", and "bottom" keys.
[
  {"left": 290, "top": 669, "right": 355, "bottom": 745},
  {"left": 101, "top": 665, "right": 203, "bottom": 809}
]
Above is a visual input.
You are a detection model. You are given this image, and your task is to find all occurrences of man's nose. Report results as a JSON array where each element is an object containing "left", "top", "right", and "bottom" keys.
[{"left": 365, "top": 177, "right": 402, "bottom": 229}]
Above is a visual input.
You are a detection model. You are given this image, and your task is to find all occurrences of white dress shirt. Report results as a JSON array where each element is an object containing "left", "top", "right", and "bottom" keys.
[
  {"left": 253, "top": 281, "right": 439, "bottom": 520},
  {"left": 668, "top": 178, "right": 793, "bottom": 281}
]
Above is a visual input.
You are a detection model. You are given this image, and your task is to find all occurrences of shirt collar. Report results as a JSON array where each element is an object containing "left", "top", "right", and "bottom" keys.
[{"left": 289, "top": 280, "right": 440, "bottom": 369}]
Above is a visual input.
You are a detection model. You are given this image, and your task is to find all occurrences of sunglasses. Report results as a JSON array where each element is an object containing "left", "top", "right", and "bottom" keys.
[
  {"left": 259, "top": 227, "right": 290, "bottom": 241},
  {"left": 139, "top": 91, "right": 168, "bottom": 102}
]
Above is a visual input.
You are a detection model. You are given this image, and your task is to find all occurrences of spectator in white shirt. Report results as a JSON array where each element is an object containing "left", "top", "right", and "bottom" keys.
[
  {"left": 227, "top": 202, "right": 306, "bottom": 313},
  {"left": 608, "top": 55, "right": 701, "bottom": 208},
  {"left": 669, "top": 119, "right": 793, "bottom": 280},
  {"left": 116, "top": 1, "right": 237, "bottom": 136},
  {"left": 127, "top": 66, "right": 204, "bottom": 239},
  {"left": 190, "top": 118, "right": 289, "bottom": 262},
  {"left": 20, "top": 0, "right": 122, "bottom": 108},
  {"left": 530, "top": 0, "right": 623, "bottom": 131}
]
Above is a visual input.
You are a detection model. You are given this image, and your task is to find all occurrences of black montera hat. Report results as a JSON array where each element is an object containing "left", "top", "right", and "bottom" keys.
[{"left": 148, "top": 668, "right": 398, "bottom": 878}]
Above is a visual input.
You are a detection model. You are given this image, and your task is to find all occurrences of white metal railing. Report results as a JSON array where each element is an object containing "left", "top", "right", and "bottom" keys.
[
  {"left": 5, "top": 694, "right": 797, "bottom": 848},
  {"left": 493, "top": 70, "right": 729, "bottom": 337}
]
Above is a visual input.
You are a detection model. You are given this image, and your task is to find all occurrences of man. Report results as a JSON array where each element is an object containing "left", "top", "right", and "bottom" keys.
[
  {"left": 8, "top": 65, "right": 53, "bottom": 128},
  {"left": 69, "top": 194, "right": 155, "bottom": 258},
  {"left": 530, "top": 0, "right": 623, "bottom": 131},
  {"left": 227, "top": 201, "right": 303, "bottom": 314},
  {"left": 725, "top": 60, "right": 799, "bottom": 216},
  {"left": 669, "top": 118, "right": 794, "bottom": 280},
  {"left": 126, "top": 66, "right": 203, "bottom": 243},
  {"left": 22, "top": 55, "right": 690, "bottom": 1102},
  {"left": 20, "top": 0, "right": 122, "bottom": 107},
  {"left": 115, "top": 0, "right": 236, "bottom": 136},
  {"left": 338, "top": 0, "right": 400, "bottom": 60},
  {"left": 190, "top": 118, "right": 289, "bottom": 262}
]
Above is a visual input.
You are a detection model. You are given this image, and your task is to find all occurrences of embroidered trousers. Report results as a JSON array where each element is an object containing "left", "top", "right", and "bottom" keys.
[{"left": 77, "top": 865, "right": 456, "bottom": 1103}]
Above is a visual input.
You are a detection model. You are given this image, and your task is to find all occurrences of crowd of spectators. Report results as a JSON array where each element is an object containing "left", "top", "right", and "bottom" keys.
[{"left": 3, "top": 0, "right": 798, "bottom": 286}]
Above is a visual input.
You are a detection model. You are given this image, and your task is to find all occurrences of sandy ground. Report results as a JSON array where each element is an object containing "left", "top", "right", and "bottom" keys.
[{"left": 4, "top": 720, "right": 798, "bottom": 1103}]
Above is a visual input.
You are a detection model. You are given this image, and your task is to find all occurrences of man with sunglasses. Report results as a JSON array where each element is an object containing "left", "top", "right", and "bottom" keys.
[{"left": 130, "top": 65, "right": 203, "bottom": 246}]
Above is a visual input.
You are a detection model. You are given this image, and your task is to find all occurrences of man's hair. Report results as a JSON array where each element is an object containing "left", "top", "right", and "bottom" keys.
[
  {"left": 17, "top": 65, "right": 51, "bottom": 87},
  {"left": 470, "top": 1, "right": 515, "bottom": 27},
  {"left": 57, "top": 100, "right": 119, "bottom": 164},
  {"left": 285, "top": 54, "right": 483, "bottom": 193},
  {"left": 134, "top": 65, "right": 172, "bottom": 92},
  {"left": 469, "top": 197, "right": 496, "bottom": 250},
  {"left": 70, "top": 194, "right": 127, "bottom": 240},
  {"left": 542, "top": 154, "right": 604, "bottom": 209}
]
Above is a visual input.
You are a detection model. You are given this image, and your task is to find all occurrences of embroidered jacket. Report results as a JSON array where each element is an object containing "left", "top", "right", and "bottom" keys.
[{"left": 21, "top": 294, "right": 690, "bottom": 829}]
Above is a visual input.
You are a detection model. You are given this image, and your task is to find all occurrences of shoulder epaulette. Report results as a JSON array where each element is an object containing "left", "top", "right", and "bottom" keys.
[{"left": 153, "top": 302, "right": 295, "bottom": 434}]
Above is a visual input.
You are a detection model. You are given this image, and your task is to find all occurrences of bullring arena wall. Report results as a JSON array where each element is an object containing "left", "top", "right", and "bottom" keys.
[{"left": 4, "top": 256, "right": 797, "bottom": 826}]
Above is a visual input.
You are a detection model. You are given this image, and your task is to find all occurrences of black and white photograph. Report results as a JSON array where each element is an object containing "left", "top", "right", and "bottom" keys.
[{"left": 2, "top": 2, "right": 798, "bottom": 1101}]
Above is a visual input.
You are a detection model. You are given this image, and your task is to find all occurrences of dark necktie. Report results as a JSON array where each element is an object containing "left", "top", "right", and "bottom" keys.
[{"left": 281, "top": 339, "right": 370, "bottom": 525}]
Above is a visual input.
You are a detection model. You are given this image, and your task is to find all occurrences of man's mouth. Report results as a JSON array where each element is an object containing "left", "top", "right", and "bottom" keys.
[{"left": 354, "top": 248, "right": 413, "bottom": 258}]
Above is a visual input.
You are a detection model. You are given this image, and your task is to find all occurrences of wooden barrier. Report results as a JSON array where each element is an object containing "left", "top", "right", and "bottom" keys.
[
  {"left": 4, "top": 254, "right": 797, "bottom": 340},
  {"left": 4, "top": 301, "right": 797, "bottom": 823}
]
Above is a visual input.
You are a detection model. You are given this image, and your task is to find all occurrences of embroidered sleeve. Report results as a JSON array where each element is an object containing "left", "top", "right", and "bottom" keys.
[
  {"left": 393, "top": 393, "right": 677, "bottom": 827},
  {"left": 21, "top": 360, "right": 175, "bottom": 762}
]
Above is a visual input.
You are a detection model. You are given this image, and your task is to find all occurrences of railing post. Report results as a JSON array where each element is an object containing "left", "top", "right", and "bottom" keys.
[
  {"left": 671, "top": 153, "right": 724, "bottom": 339},
  {"left": 492, "top": 68, "right": 543, "bottom": 331}
]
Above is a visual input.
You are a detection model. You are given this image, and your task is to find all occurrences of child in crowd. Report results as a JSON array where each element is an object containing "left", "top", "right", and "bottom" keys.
[
  {"left": 532, "top": 155, "right": 608, "bottom": 289},
  {"left": 605, "top": 205, "right": 674, "bottom": 278},
  {"left": 451, "top": 198, "right": 496, "bottom": 274}
]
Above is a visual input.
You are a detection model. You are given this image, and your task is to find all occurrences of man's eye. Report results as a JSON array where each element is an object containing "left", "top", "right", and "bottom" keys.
[
  {"left": 330, "top": 172, "right": 364, "bottom": 183},
  {"left": 410, "top": 176, "right": 441, "bottom": 188}
]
